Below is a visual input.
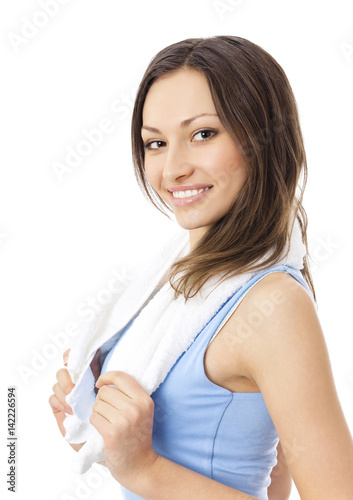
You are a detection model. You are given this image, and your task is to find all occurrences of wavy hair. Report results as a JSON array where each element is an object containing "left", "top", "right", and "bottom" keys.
[{"left": 131, "top": 35, "right": 316, "bottom": 303}]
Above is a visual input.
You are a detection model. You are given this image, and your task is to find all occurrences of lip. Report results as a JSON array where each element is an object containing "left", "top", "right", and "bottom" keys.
[{"left": 168, "top": 186, "right": 213, "bottom": 207}]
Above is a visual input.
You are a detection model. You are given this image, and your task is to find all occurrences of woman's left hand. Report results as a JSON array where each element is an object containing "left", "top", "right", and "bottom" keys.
[{"left": 89, "top": 370, "right": 159, "bottom": 488}]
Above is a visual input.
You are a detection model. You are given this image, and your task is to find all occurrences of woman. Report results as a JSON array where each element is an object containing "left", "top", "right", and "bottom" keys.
[{"left": 49, "top": 36, "right": 353, "bottom": 499}]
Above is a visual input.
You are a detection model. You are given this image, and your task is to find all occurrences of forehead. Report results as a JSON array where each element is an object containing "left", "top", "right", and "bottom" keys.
[{"left": 142, "top": 69, "right": 216, "bottom": 125}]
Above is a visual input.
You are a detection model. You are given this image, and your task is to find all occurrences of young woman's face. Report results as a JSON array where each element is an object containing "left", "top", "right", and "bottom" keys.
[{"left": 141, "top": 68, "right": 248, "bottom": 246}]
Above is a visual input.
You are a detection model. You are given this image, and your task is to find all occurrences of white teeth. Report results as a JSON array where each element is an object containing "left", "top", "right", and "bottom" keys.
[{"left": 172, "top": 187, "right": 209, "bottom": 199}]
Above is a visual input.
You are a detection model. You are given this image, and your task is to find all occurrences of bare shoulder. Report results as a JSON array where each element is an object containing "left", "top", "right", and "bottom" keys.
[
  {"left": 224, "top": 270, "right": 324, "bottom": 380},
  {"left": 225, "top": 270, "right": 319, "bottom": 337},
  {"left": 204, "top": 271, "right": 322, "bottom": 392},
  {"left": 252, "top": 270, "right": 320, "bottom": 338},
  {"left": 238, "top": 270, "right": 317, "bottom": 319}
]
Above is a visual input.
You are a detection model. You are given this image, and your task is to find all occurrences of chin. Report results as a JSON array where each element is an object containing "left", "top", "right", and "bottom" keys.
[{"left": 175, "top": 217, "right": 214, "bottom": 232}]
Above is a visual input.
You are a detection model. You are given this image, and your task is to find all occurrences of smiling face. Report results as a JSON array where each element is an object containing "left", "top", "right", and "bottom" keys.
[{"left": 141, "top": 68, "right": 248, "bottom": 249}]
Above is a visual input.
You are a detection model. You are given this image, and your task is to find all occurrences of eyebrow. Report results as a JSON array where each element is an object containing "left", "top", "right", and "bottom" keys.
[{"left": 141, "top": 113, "right": 218, "bottom": 133}]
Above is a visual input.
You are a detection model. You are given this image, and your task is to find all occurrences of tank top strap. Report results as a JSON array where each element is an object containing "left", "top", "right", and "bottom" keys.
[{"left": 205, "top": 263, "right": 316, "bottom": 349}]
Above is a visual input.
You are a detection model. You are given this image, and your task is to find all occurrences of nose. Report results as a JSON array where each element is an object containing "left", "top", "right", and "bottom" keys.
[{"left": 162, "top": 140, "right": 195, "bottom": 183}]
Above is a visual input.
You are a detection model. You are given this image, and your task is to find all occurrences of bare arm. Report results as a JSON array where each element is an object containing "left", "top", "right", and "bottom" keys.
[
  {"left": 136, "top": 455, "right": 262, "bottom": 500},
  {"left": 238, "top": 273, "right": 353, "bottom": 499},
  {"left": 267, "top": 441, "right": 292, "bottom": 500}
]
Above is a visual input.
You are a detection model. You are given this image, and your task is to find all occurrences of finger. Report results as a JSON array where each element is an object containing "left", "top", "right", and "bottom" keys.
[
  {"left": 52, "top": 383, "right": 74, "bottom": 414},
  {"left": 89, "top": 408, "right": 110, "bottom": 437},
  {"left": 48, "top": 393, "right": 73, "bottom": 415},
  {"left": 96, "top": 371, "right": 147, "bottom": 400},
  {"left": 63, "top": 348, "right": 71, "bottom": 366},
  {"left": 96, "top": 385, "right": 129, "bottom": 409},
  {"left": 92, "top": 398, "right": 121, "bottom": 424},
  {"left": 49, "top": 395, "right": 69, "bottom": 438},
  {"left": 52, "top": 381, "right": 67, "bottom": 403},
  {"left": 56, "top": 368, "right": 75, "bottom": 395},
  {"left": 48, "top": 393, "right": 62, "bottom": 413}
]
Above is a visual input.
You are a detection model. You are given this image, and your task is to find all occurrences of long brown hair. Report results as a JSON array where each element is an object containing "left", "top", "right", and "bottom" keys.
[{"left": 131, "top": 36, "right": 316, "bottom": 303}]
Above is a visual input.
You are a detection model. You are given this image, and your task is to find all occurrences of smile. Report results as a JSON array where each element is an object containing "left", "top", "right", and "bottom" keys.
[
  {"left": 172, "top": 187, "right": 210, "bottom": 198},
  {"left": 168, "top": 187, "right": 213, "bottom": 207}
]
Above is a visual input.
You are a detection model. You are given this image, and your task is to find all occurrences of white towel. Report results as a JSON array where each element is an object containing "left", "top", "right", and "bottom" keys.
[{"left": 63, "top": 216, "right": 308, "bottom": 474}]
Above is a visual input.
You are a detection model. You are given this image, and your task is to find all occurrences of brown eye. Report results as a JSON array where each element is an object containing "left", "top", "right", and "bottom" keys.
[
  {"left": 193, "top": 130, "right": 216, "bottom": 142},
  {"left": 144, "top": 140, "right": 165, "bottom": 151}
]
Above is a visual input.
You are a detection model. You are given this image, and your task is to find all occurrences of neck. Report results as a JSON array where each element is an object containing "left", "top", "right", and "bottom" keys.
[
  {"left": 188, "top": 226, "right": 210, "bottom": 252},
  {"left": 186, "top": 210, "right": 305, "bottom": 270}
]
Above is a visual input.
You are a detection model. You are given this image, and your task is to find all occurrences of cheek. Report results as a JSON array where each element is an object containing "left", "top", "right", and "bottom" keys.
[
  {"left": 144, "top": 161, "right": 160, "bottom": 189},
  {"left": 207, "top": 148, "right": 248, "bottom": 189}
]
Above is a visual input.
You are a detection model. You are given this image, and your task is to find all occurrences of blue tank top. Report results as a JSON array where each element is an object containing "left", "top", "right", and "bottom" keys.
[{"left": 101, "top": 264, "right": 316, "bottom": 500}]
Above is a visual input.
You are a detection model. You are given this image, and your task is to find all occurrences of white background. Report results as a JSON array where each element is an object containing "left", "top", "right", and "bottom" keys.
[{"left": 1, "top": 1, "right": 353, "bottom": 499}]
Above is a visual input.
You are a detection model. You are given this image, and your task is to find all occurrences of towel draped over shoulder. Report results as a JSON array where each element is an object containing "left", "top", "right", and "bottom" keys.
[{"left": 63, "top": 218, "right": 310, "bottom": 474}]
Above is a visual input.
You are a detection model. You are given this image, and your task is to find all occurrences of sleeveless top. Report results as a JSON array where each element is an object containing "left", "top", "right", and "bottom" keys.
[{"left": 101, "top": 264, "right": 316, "bottom": 500}]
